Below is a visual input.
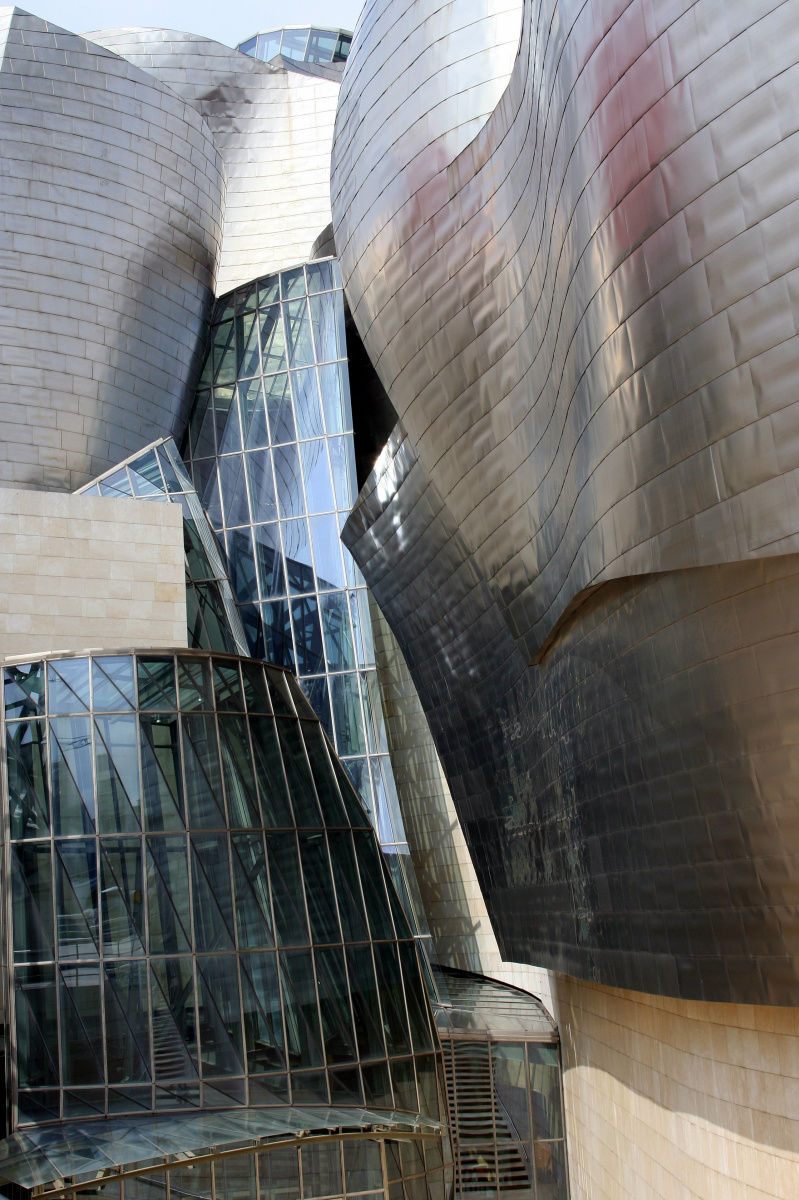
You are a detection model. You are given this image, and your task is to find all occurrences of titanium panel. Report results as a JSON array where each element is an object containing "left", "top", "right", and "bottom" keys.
[
  {"left": 88, "top": 27, "right": 342, "bottom": 293},
  {"left": 0, "top": 8, "right": 224, "bottom": 491}
]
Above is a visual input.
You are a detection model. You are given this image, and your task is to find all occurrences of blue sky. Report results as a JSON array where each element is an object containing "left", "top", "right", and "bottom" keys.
[{"left": 24, "top": 0, "right": 365, "bottom": 48}]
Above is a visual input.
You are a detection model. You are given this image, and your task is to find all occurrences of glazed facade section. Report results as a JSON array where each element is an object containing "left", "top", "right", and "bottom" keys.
[
  {"left": 90, "top": 27, "right": 341, "bottom": 292},
  {"left": 4, "top": 650, "right": 445, "bottom": 1134},
  {"left": 0, "top": 9, "right": 224, "bottom": 492},
  {"left": 334, "top": 0, "right": 799, "bottom": 1005},
  {"left": 332, "top": 0, "right": 799, "bottom": 661}
]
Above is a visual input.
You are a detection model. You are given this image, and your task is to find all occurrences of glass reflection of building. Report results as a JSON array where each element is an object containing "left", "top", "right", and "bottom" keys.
[
  {"left": 2, "top": 649, "right": 450, "bottom": 1196},
  {"left": 180, "top": 260, "right": 438, "bottom": 983}
]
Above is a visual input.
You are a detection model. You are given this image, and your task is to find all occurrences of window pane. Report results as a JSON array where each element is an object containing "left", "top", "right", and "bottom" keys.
[
  {"left": 260, "top": 306, "right": 287, "bottom": 374},
  {"left": 137, "top": 659, "right": 176, "bottom": 711},
  {"left": 249, "top": 715, "right": 294, "bottom": 827},
  {"left": 291, "top": 595, "right": 325, "bottom": 676},
  {"left": 274, "top": 444, "right": 305, "bottom": 519},
  {"left": 5, "top": 661, "right": 45, "bottom": 719},
  {"left": 191, "top": 834, "right": 235, "bottom": 952},
  {"left": 141, "top": 715, "right": 184, "bottom": 831},
  {"left": 219, "top": 714, "right": 261, "bottom": 828},
  {"left": 236, "top": 310, "right": 260, "bottom": 378},
  {"left": 330, "top": 674, "right": 365, "bottom": 757},
  {"left": 346, "top": 944, "right": 385, "bottom": 1059},
  {"left": 105, "top": 961, "right": 150, "bottom": 1082},
  {"left": 151, "top": 956, "right": 199, "bottom": 1078},
  {"left": 147, "top": 836, "right": 191, "bottom": 956},
  {"left": 215, "top": 386, "right": 241, "bottom": 454},
  {"left": 301, "top": 440, "right": 335, "bottom": 513},
  {"left": 196, "top": 954, "right": 244, "bottom": 1076},
  {"left": 226, "top": 528, "right": 258, "bottom": 604},
  {"left": 328, "top": 434, "right": 357, "bottom": 509},
  {"left": 254, "top": 523, "right": 286, "bottom": 598},
  {"left": 306, "top": 262, "right": 334, "bottom": 294},
  {"left": 7, "top": 718, "right": 49, "bottom": 839},
  {"left": 263, "top": 600, "right": 295, "bottom": 670},
  {"left": 240, "top": 951, "right": 285, "bottom": 1071},
  {"left": 284, "top": 299, "right": 314, "bottom": 367},
  {"left": 310, "top": 291, "right": 346, "bottom": 363},
  {"left": 266, "top": 833, "right": 309, "bottom": 946},
  {"left": 292, "top": 368, "right": 324, "bottom": 439},
  {"left": 321, "top": 592, "right": 355, "bottom": 671},
  {"left": 281, "top": 519, "right": 315, "bottom": 594},
  {"left": 240, "top": 378, "right": 268, "bottom": 449},
  {"left": 50, "top": 716, "right": 95, "bottom": 835},
  {"left": 265, "top": 372, "right": 295, "bottom": 443},
  {"left": 12, "top": 842, "right": 53, "bottom": 963},
  {"left": 15, "top": 965, "right": 58, "bottom": 1088},
  {"left": 219, "top": 454, "right": 251, "bottom": 527},
  {"left": 100, "top": 838, "right": 145, "bottom": 957},
  {"left": 528, "top": 1045, "right": 564, "bottom": 1141},
  {"left": 280, "top": 28, "right": 310, "bottom": 59},
  {"left": 95, "top": 714, "right": 141, "bottom": 833},
  {"left": 231, "top": 833, "right": 274, "bottom": 949},
  {"left": 182, "top": 714, "right": 225, "bottom": 828},
  {"left": 60, "top": 964, "right": 104, "bottom": 1084},
  {"left": 92, "top": 657, "right": 135, "bottom": 711},
  {"left": 48, "top": 658, "right": 90, "bottom": 714},
  {"left": 298, "top": 833, "right": 340, "bottom": 944},
  {"left": 247, "top": 449, "right": 278, "bottom": 523},
  {"left": 280, "top": 948, "right": 323, "bottom": 1068}
]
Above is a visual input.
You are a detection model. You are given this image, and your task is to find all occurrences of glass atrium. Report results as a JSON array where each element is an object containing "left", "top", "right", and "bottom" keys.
[{"left": 237, "top": 27, "right": 352, "bottom": 65}]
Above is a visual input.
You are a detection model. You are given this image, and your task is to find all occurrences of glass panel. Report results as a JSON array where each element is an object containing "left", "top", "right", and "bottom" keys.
[
  {"left": 390, "top": 1056, "right": 418, "bottom": 1112},
  {"left": 292, "top": 369, "right": 324, "bottom": 439},
  {"left": 347, "top": 944, "right": 386, "bottom": 1061},
  {"left": 311, "top": 514, "right": 346, "bottom": 590},
  {"left": 528, "top": 1044, "right": 564, "bottom": 1141},
  {"left": 334, "top": 34, "right": 352, "bottom": 61},
  {"left": 344, "top": 1141, "right": 383, "bottom": 1192},
  {"left": 231, "top": 833, "right": 273, "bottom": 949},
  {"left": 280, "top": 27, "right": 310, "bottom": 60},
  {"left": 240, "top": 951, "right": 285, "bottom": 1071},
  {"left": 280, "top": 948, "right": 323, "bottom": 1068},
  {"left": 351, "top": 590, "right": 375, "bottom": 668},
  {"left": 48, "top": 659, "right": 90, "bottom": 713},
  {"left": 362, "top": 1060, "right": 392, "bottom": 1107},
  {"left": 236, "top": 309, "right": 261, "bottom": 378},
  {"left": 265, "top": 667, "right": 296, "bottom": 715},
  {"left": 247, "top": 449, "right": 278, "bottom": 523},
  {"left": 301, "top": 1144, "right": 342, "bottom": 1198},
  {"left": 59, "top": 964, "right": 104, "bottom": 1084},
  {"left": 328, "top": 433, "right": 357, "bottom": 508},
  {"left": 301, "top": 440, "right": 335, "bottom": 513},
  {"left": 266, "top": 833, "right": 310, "bottom": 946},
  {"left": 95, "top": 714, "right": 141, "bottom": 833},
  {"left": 290, "top": 595, "right": 325, "bottom": 675},
  {"left": 275, "top": 719, "right": 321, "bottom": 825},
  {"left": 191, "top": 834, "right": 235, "bottom": 952},
  {"left": 215, "top": 387, "right": 242, "bottom": 454},
  {"left": 241, "top": 378, "right": 268, "bottom": 449},
  {"left": 310, "top": 291, "right": 346, "bottom": 363},
  {"left": 373, "top": 942, "right": 411, "bottom": 1054},
  {"left": 129, "top": 449, "right": 164, "bottom": 495},
  {"left": 306, "top": 261, "right": 334, "bottom": 294},
  {"left": 190, "top": 389, "right": 215, "bottom": 457},
  {"left": 219, "top": 454, "right": 251, "bottom": 527},
  {"left": 5, "top": 660, "right": 44, "bottom": 718},
  {"left": 300, "top": 677, "right": 333, "bottom": 741},
  {"left": 263, "top": 600, "right": 295, "bottom": 670},
  {"left": 182, "top": 714, "right": 225, "bottom": 828},
  {"left": 284, "top": 298, "right": 314, "bottom": 366},
  {"left": 258, "top": 1146, "right": 299, "bottom": 1199},
  {"left": 330, "top": 674, "right": 365, "bottom": 757},
  {"left": 12, "top": 842, "right": 53, "bottom": 963},
  {"left": 177, "top": 657, "right": 213, "bottom": 712},
  {"left": 241, "top": 662, "right": 270, "bottom": 712},
  {"left": 7, "top": 718, "right": 49, "bottom": 839},
  {"left": 282, "top": 519, "right": 315, "bottom": 594},
  {"left": 315, "top": 945, "right": 357, "bottom": 1065},
  {"left": 353, "top": 830, "right": 395, "bottom": 939},
  {"left": 300, "top": 724, "right": 346, "bottom": 825},
  {"left": 141, "top": 715, "right": 184, "bottom": 830},
  {"left": 298, "top": 833, "right": 340, "bottom": 944},
  {"left": 196, "top": 955, "right": 245, "bottom": 1076},
  {"left": 93, "top": 657, "right": 135, "bottom": 712},
  {"left": 249, "top": 715, "right": 293, "bottom": 826},
  {"left": 336, "top": 757, "right": 372, "bottom": 827},
  {"left": 534, "top": 1138, "right": 568, "bottom": 1198},
  {"left": 226, "top": 527, "right": 258, "bottom": 604},
  {"left": 213, "top": 319, "right": 236, "bottom": 385},
  {"left": 274, "top": 444, "right": 305, "bottom": 518},
  {"left": 255, "top": 32, "right": 281, "bottom": 61},
  {"left": 137, "top": 659, "right": 177, "bottom": 711},
  {"left": 100, "top": 467, "right": 133, "bottom": 497},
  {"left": 260, "top": 306, "right": 287, "bottom": 374},
  {"left": 105, "top": 960, "right": 150, "bottom": 1082},
  {"left": 50, "top": 716, "right": 95, "bottom": 834},
  {"left": 219, "top": 713, "right": 261, "bottom": 828},
  {"left": 55, "top": 839, "right": 99, "bottom": 959},
  {"left": 258, "top": 275, "right": 280, "bottom": 307},
  {"left": 398, "top": 941, "right": 433, "bottom": 1051},
  {"left": 491, "top": 1043, "right": 530, "bottom": 1143},
  {"left": 213, "top": 661, "right": 244, "bottom": 711},
  {"left": 321, "top": 592, "right": 355, "bottom": 671},
  {"left": 147, "top": 836, "right": 192, "bottom": 956},
  {"left": 254, "top": 523, "right": 285, "bottom": 598},
  {"left": 100, "top": 838, "right": 145, "bottom": 957},
  {"left": 15, "top": 965, "right": 59, "bottom": 1088},
  {"left": 328, "top": 831, "right": 369, "bottom": 941},
  {"left": 150, "top": 956, "right": 199, "bottom": 1078}
]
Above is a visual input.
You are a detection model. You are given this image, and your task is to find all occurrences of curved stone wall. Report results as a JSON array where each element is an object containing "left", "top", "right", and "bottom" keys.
[
  {"left": 89, "top": 28, "right": 343, "bottom": 293},
  {"left": 0, "top": 9, "right": 224, "bottom": 491},
  {"left": 332, "top": 0, "right": 799, "bottom": 664}
]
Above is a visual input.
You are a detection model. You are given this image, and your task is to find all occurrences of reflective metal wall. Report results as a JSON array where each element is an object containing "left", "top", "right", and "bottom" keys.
[
  {"left": 332, "top": 0, "right": 799, "bottom": 664},
  {"left": 3, "top": 649, "right": 444, "bottom": 1133},
  {"left": 89, "top": 28, "right": 342, "bottom": 292},
  {"left": 0, "top": 9, "right": 224, "bottom": 492}
]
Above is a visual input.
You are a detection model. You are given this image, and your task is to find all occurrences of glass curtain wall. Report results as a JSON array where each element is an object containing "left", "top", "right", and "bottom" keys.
[
  {"left": 3, "top": 650, "right": 445, "bottom": 1135},
  {"left": 180, "top": 261, "right": 437, "bottom": 983},
  {"left": 237, "top": 27, "right": 352, "bottom": 64}
]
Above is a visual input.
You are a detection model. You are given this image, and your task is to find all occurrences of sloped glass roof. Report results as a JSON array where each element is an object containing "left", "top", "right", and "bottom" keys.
[{"left": 433, "top": 970, "right": 558, "bottom": 1041}]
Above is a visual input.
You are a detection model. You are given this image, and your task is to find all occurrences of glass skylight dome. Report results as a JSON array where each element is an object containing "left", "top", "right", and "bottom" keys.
[{"left": 237, "top": 26, "right": 352, "bottom": 66}]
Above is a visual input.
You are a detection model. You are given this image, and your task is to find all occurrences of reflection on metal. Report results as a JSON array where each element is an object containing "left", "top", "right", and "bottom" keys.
[
  {"left": 334, "top": 0, "right": 799, "bottom": 1004},
  {"left": 435, "top": 973, "right": 567, "bottom": 1200},
  {"left": 89, "top": 27, "right": 342, "bottom": 291},
  {"left": 0, "top": 1105, "right": 442, "bottom": 1194},
  {"left": 0, "top": 9, "right": 223, "bottom": 492},
  {"left": 1, "top": 648, "right": 449, "bottom": 1196},
  {"left": 76, "top": 439, "right": 248, "bottom": 656}
]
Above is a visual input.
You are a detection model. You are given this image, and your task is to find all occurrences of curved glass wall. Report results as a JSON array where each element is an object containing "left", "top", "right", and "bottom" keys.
[
  {"left": 237, "top": 27, "right": 352, "bottom": 65},
  {"left": 2, "top": 649, "right": 446, "bottom": 1139},
  {"left": 180, "top": 262, "right": 437, "bottom": 988}
]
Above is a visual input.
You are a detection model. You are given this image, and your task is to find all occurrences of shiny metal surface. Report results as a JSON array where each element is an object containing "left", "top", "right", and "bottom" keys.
[
  {"left": 0, "top": 8, "right": 224, "bottom": 492},
  {"left": 332, "top": 0, "right": 799, "bottom": 665},
  {"left": 89, "top": 28, "right": 342, "bottom": 292},
  {"left": 344, "top": 423, "right": 799, "bottom": 1005}
]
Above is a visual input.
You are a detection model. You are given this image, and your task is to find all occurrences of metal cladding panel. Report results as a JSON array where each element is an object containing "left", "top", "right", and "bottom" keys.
[
  {"left": 332, "top": 0, "right": 799, "bottom": 664},
  {"left": 0, "top": 8, "right": 224, "bottom": 492},
  {"left": 343, "top": 426, "right": 799, "bottom": 1005},
  {"left": 88, "top": 28, "right": 342, "bottom": 293}
]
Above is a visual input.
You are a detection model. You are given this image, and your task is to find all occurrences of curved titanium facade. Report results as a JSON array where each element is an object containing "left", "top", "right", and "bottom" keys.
[
  {"left": 0, "top": 9, "right": 224, "bottom": 492},
  {"left": 332, "top": 0, "right": 799, "bottom": 662},
  {"left": 89, "top": 27, "right": 342, "bottom": 293},
  {"left": 1, "top": 649, "right": 449, "bottom": 1194},
  {"left": 333, "top": 0, "right": 799, "bottom": 1004}
]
